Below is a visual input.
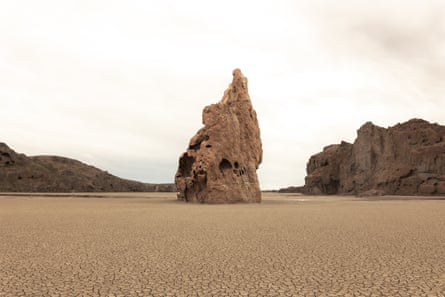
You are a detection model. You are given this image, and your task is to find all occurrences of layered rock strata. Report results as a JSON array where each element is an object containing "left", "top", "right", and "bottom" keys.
[
  {"left": 175, "top": 69, "right": 262, "bottom": 203},
  {"left": 304, "top": 119, "right": 445, "bottom": 196}
]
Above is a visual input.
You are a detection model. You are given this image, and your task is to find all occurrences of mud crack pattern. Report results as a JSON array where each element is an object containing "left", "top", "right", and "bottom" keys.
[{"left": 1, "top": 193, "right": 445, "bottom": 296}]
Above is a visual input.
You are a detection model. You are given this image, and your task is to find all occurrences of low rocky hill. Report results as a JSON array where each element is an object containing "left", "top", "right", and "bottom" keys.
[
  {"left": 296, "top": 119, "right": 445, "bottom": 196},
  {"left": 0, "top": 142, "right": 174, "bottom": 192}
]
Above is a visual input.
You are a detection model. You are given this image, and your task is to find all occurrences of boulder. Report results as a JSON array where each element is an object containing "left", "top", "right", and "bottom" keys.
[
  {"left": 304, "top": 119, "right": 445, "bottom": 196},
  {"left": 175, "top": 69, "right": 262, "bottom": 203}
]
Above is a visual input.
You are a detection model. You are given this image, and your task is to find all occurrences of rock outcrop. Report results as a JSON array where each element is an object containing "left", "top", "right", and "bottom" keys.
[
  {"left": 0, "top": 142, "right": 174, "bottom": 192},
  {"left": 278, "top": 186, "right": 305, "bottom": 194},
  {"left": 175, "top": 69, "right": 262, "bottom": 203},
  {"left": 304, "top": 119, "right": 445, "bottom": 196}
]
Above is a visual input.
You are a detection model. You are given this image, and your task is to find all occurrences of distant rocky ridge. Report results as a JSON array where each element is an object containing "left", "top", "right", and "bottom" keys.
[
  {"left": 278, "top": 186, "right": 305, "bottom": 194},
  {"left": 284, "top": 119, "right": 445, "bottom": 196},
  {"left": 0, "top": 142, "right": 174, "bottom": 192}
]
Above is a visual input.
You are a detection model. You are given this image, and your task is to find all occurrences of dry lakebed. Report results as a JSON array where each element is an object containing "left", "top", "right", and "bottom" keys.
[{"left": 1, "top": 193, "right": 445, "bottom": 296}]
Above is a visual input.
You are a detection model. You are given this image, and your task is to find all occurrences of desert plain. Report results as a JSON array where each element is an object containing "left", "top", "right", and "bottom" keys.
[{"left": 0, "top": 193, "right": 445, "bottom": 297}]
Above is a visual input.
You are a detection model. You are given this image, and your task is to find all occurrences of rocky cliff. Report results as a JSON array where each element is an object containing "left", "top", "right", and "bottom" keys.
[
  {"left": 175, "top": 69, "right": 263, "bottom": 203},
  {"left": 304, "top": 119, "right": 445, "bottom": 196},
  {"left": 0, "top": 142, "right": 174, "bottom": 192}
]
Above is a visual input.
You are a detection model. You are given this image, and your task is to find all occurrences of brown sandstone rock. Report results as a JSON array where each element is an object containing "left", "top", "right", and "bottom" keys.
[
  {"left": 303, "top": 119, "right": 445, "bottom": 196},
  {"left": 436, "top": 182, "right": 445, "bottom": 194},
  {"left": 305, "top": 141, "right": 353, "bottom": 194},
  {"left": 175, "top": 69, "right": 262, "bottom": 203}
]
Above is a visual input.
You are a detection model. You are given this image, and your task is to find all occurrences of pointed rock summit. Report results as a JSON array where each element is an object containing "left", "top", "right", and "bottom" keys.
[{"left": 175, "top": 69, "right": 262, "bottom": 203}]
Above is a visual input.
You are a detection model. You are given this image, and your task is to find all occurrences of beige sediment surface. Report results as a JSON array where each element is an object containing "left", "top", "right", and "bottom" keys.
[{"left": 1, "top": 193, "right": 445, "bottom": 296}]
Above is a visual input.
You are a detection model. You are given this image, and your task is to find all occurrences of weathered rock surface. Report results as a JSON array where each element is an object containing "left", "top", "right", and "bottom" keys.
[
  {"left": 0, "top": 142, "right": 174, "bottom": 192},
  {"left": 303, "top": 119, "right": 445, "bottom": 196},
  {"left": 175, "top": 69, "right": 262, "bottom": 203}
]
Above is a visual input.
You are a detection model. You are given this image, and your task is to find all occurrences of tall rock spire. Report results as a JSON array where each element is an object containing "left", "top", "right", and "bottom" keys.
[{"left": 175, "top": 69, "right": 263, "bottom": 203}]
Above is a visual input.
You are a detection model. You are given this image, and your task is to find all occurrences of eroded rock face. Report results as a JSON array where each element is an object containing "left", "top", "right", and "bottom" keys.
[
  {"left": 304, "top": 119, "right": 445, "bottom": 195},
  {"left": 0, "top": 142, "right": 21, "bottom": 166},
  {"left": 175, "top": 69, "right": 262, "bottom": 203}
]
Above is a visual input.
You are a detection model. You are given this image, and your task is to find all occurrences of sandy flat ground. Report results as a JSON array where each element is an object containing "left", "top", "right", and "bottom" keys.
[{"left": 1, "top": 193, "right": 445, "bottom": 297}]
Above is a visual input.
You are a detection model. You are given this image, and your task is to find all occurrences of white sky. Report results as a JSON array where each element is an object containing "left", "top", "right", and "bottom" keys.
[{"left": 1, "top": 0, "right": 444, "bottom": 189}]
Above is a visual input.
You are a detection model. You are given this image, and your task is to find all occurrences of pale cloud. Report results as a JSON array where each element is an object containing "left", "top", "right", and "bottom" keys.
[{"left": 1, "top": 0, "right": 444, "bottom": 189}]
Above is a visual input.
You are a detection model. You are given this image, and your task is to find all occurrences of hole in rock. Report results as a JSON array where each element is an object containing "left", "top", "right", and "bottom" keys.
[
  {"left": 240, "top": 167, "right": 247, "bottom": 175},
  {"left": 189, "top": 143, "right": 201, "bottom": 150},
  {"left": 234, "top": 161, "right": 239, "bottom": 168},
  {"left": 179, "top": 154, "right": 195, "bottom": 177},
  {"left": 205, "top": 144, "right": 212, "bottom": 148},
  {"left": 219, "top": 159, "right": 232, "bottom": 172}
]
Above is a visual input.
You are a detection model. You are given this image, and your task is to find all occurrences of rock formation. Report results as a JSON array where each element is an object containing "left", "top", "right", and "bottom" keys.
[
  {"left": 175, "top": 69, "right": 262, "bottom": 203},
  {"left": 303, "top": 119, "right": 445, "bottom": 196},
  {"left": 0, "top": 142, "right": 174, "bottom": 192},
  {"left": 278, "top": 186, "right": 305, "bottom": 194}
]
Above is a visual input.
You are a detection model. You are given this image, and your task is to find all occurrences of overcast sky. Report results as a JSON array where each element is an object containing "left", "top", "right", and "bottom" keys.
[{"left": 1, "top": 0, "right": 444, "bottom": 189}]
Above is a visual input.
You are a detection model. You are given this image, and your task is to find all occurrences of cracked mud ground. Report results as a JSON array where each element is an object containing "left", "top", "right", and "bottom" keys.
[{"left": 1, "top": 193, "right": 445, "bottom": 296}]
